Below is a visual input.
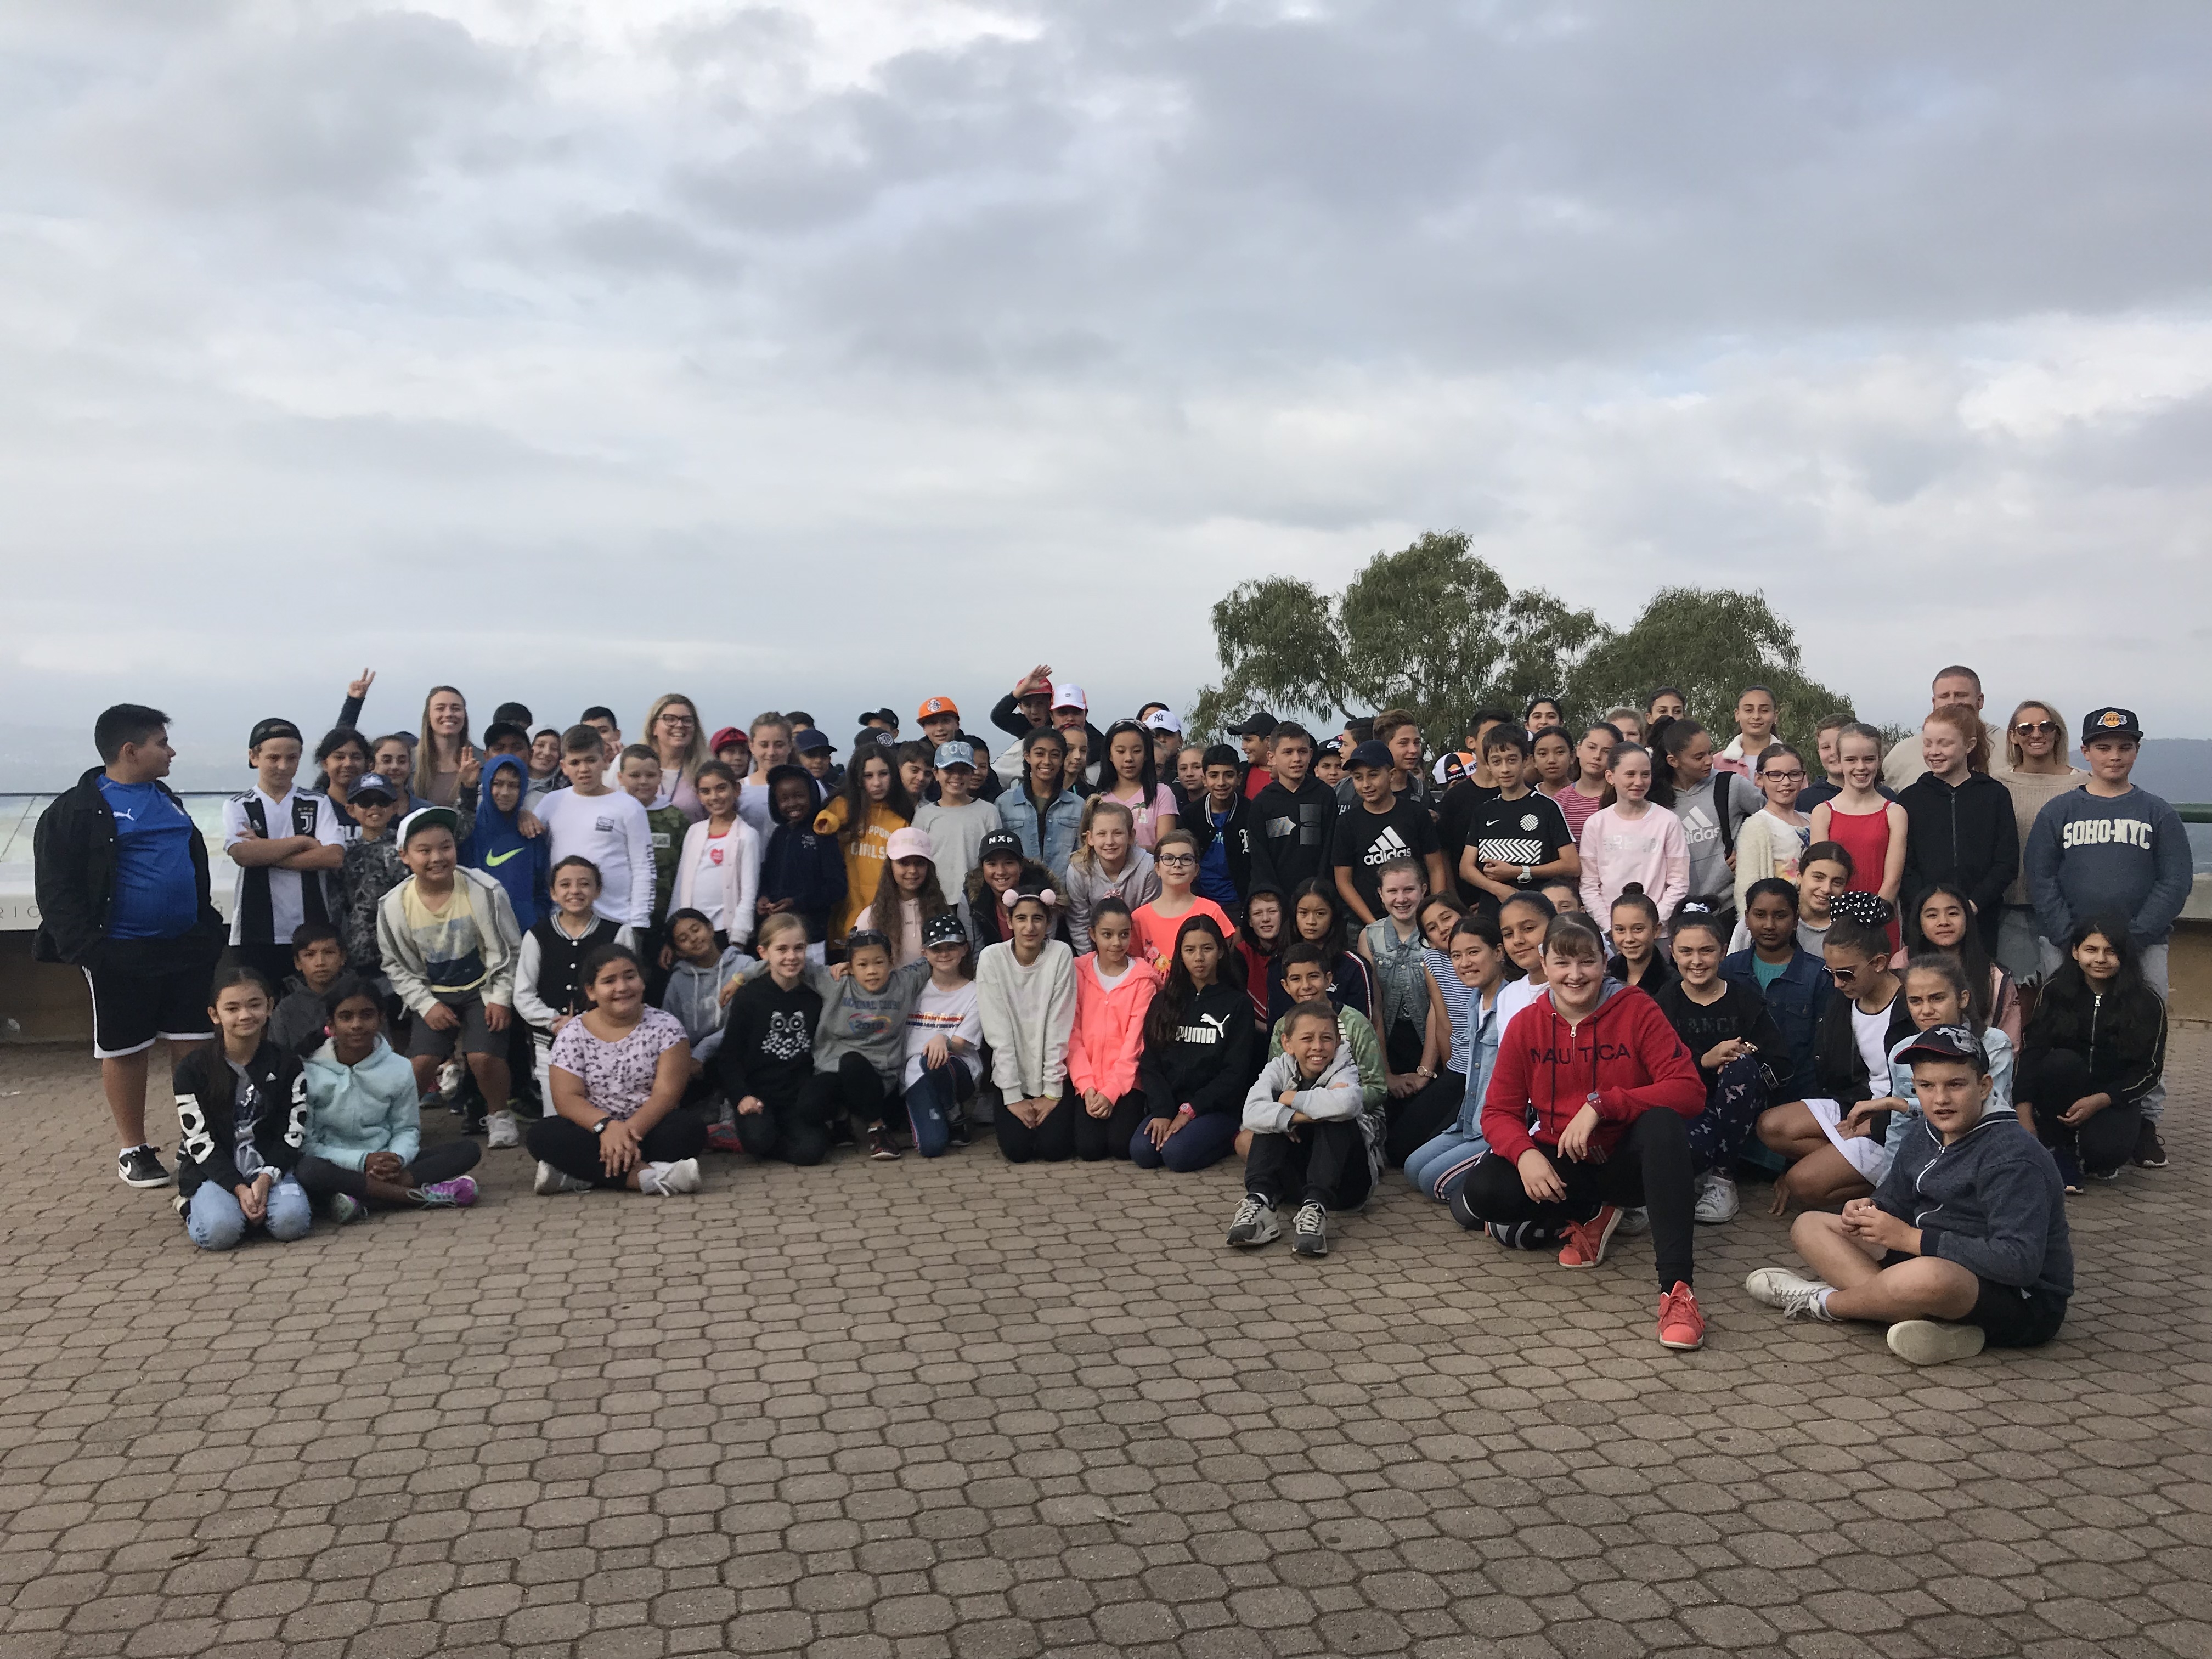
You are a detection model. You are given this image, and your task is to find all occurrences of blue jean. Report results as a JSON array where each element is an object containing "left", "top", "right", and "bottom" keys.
[
  {"left": 1404, "top": 1128, "right": 1488, "bottom": 1199},
  {"left": 1127, "top": 1111, "right": 1238, "bottom": 1173},
  {"left": 187, "top": 1177, "right": 312, "bottom": 1251},
  {"left": 904, "top": 1057, "right": 976, "bottom": 1159}
]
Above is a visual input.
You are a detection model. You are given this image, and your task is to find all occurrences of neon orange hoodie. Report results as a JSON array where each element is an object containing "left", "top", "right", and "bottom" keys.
[
  {"left": 1066, "top": 953, "right": 1161, "bottom": 1100},
  {"left": 1480, "top": 979, "right": 1704, "bottom": 1164}
]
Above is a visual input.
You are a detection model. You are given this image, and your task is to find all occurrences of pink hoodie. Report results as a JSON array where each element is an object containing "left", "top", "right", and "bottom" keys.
[
  {"left": 1067, "top": 953, "right": 1161, "bottom": 1099},
  {"left": 1578, "top": 803, "right": 1689, "bottom": 922}
]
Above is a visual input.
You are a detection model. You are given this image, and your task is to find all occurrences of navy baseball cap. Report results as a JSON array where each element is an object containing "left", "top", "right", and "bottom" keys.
[
  {"left": 792, "top": 728, "right": 836, "bottom": 754},
  {"left": 2081, "top": 707, "right": 2143, "bottom": 743},
  {"left": 1348, "top": 739, "right": 1393, "bottom": 771},
  {"left": 349, "top": 774, "right": 400, "bottom": 806},
  {"left": 1899, "top": 1023, "right": 1989, "bottom": 1074}
]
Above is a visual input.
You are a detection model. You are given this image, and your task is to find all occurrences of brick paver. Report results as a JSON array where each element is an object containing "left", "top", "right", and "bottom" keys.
[{"left": 0, "top": 1033, "right": 2204, "bottom": 1659}]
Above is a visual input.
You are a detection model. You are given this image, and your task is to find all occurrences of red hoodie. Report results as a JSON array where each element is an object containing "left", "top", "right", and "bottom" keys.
[{"left": 1480, "top": 980, "right": 1704, "bottom": 1164}]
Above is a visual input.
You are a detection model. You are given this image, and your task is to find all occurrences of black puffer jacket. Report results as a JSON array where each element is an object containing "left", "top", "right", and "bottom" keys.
[{"left": 172, "top": 1040, "right": 308, "bottom": 1200}]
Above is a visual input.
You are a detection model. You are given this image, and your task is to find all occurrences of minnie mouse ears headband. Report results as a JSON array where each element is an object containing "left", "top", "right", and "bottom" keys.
[{"left": 1002, "top": 884, "right": 1059, "bottom": 910}]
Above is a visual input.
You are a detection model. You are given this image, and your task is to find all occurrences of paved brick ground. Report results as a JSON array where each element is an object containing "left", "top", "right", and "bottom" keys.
[{"left": 0, "top": 1034, "right": 2203, "bottom": 1659}]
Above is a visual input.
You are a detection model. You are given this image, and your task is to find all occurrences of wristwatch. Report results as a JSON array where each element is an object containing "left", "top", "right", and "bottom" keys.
[
  {"left": 1516, "top": 865, "right": 1532, "bottom": 887},
  {"left": 593, "top": 1117, "right": 614, "bottom": 1136}
]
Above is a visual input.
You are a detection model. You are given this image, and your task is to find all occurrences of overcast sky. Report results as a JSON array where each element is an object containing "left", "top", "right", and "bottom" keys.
[{"left": 4, "top": 1, "right": 2209, "bottom": 783}]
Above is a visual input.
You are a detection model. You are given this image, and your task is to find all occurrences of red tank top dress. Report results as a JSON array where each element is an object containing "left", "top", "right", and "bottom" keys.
[{"left": 1824, "top": 803, "right": 1900, "bottom": 948}]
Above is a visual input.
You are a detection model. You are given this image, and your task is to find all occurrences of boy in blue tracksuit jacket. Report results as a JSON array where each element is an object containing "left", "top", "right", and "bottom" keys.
[{"left": 464, "top": 756, "right": 551, "bottom": 932}]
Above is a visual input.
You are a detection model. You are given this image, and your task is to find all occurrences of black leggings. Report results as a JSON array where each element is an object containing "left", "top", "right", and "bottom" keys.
[
  {"left": 2018, "top": 1047, "right": 2141, "bottom": 1178},
  {"left": 295, "top": 1141, "right": 482, "bottom": 1201},
  {"left": 801, "top": 1053, "right": 894, "bottom": 1137},
  {"left": 526, "top": 1108, "right": 710, "bottom": 1188},
  {"left": 1245, "top": 1118, "right": 1373, "bottom": 1211},
  {"left": 1462, "top": 1109, "right": 1695, "bottom": 1289},
  {"left": 1060, "top": 1082, "right": 1148, "bottom": 1162}
]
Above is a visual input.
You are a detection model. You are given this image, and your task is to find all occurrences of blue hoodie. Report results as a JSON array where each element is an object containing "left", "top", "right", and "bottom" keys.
[{"left": 465, "top": 755, "right": 551, "bottom": 931}]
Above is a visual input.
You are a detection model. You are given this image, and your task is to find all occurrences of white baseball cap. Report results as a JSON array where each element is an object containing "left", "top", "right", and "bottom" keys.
[
  {"left": 1142, "top": 709, "right": 1181, "bottom": 734},
  {"left": 1050, "top": 681, "right": 1088, "bottom": 712}
]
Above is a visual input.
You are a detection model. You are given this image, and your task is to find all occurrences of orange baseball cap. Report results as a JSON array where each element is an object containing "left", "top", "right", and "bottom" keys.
[{"left": 918, "top": 696, "right": 959, "bottom": 719}]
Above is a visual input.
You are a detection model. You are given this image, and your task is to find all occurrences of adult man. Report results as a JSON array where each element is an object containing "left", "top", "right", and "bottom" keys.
[
  {"left": 1883, "top": 666, "right": 1983, "bottom": 788},
  {"left": 33, "top": 704, "right": 225, "bottom": 1188},
  {"left": 2023, "top": 707, "right": 2191, "bottom": 1169}
]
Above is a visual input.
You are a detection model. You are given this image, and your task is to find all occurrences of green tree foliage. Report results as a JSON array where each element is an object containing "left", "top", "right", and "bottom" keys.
[
  {"left": 1190, "top": 532, "right": 1605, "bottom": 747},
  {"left": 1565, "top": 586, "right": 1853, "bottom": 743},
  {"left": 1193, "top": 541, "right": 1850, "bottom": 750}
]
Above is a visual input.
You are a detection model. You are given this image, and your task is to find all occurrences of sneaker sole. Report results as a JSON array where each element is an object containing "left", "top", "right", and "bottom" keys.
[
  {"left": 1886, "top": 1319, "right": 1986, "bottom": 1365},
  {"left": 1227, "top": 1226, "right": 1279, "bottom": 1248},
  {"left": 118, "top": 1171, "right": 173, "bottom": 1189},
  {"left": 1292, "top": 1237, "right": 1328, "bottom": 1257},
  {"left": 1658, "top": 1328, "right": 1705, "bottom": 1351}
]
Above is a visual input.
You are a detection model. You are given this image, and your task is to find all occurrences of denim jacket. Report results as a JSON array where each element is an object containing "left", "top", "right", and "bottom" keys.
[
  {"left": 1453, "top": 989, "right": 1505, "bottom": 1139},
  {"left": 997, "top": 788, "right": 1084, "bottom": 881}
]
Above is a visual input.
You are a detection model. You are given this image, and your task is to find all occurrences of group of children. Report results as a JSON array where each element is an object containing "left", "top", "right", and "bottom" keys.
[{"left": 171, "top": 667, "right": 2185, "bottom": 1365}]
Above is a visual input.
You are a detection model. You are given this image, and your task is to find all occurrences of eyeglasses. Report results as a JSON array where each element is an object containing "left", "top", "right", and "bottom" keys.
[
  {"left": 1156, "top": 854, "right": 1197, "bottom": 867},
  {"left": 2012, "top": 721, "right": 2056, "bottom": 736},
  {"left": 1760, "top": 769, "right": 1806, "bottom": 781},
  {"left": 658, "top": 714, "right": 696, "bottom": 728}
]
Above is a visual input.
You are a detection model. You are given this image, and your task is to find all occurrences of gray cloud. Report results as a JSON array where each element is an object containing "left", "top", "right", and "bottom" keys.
[{"left": 0, "top": 0, "right": 2208, "bottom": 780}]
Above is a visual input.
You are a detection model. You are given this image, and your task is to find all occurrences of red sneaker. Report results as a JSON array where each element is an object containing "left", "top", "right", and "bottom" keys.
[
  {"left": 1657, "top": 1281, "right": 1705, "bottom": 1350},
  {"left": 704, "top": 1121, "right": 744, "bottom": 1155},
  {"left": 1556, "top": 1205, "right": 1622, "bottom": 1269}
]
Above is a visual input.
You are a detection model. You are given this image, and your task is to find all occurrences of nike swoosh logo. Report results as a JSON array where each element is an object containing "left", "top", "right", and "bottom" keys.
[{"left": 483, "top": 849, "right": 522, "bottom": 867}]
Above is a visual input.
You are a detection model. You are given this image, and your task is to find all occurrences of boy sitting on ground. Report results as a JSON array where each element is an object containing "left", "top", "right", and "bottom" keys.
[
  {"left": 1746, "top": 1023, "right": 2072, "bottom": 1365},
  {"left": 1228, "top": 999, "right": 1381, "bottom": 1259}
]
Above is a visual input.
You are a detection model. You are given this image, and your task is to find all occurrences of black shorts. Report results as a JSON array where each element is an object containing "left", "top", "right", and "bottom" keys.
[
  {"left": 1967, "top": 1277, "right": 2068, "bottom": 1349},
  {"left": 83, "top": 934, "right": 222, "bottom": 1059}
]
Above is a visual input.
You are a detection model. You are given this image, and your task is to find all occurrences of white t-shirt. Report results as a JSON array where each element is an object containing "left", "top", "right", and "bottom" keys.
[
  {"left": 1850, "top": 998, "right": 1893, "bottom": 1091},
  {"left": 534, "top": 787, "right": 655, "bottom": 926},
  {"left": 222, "top": 786, "right": 345, "bottom": 945},
  {"left": 689, "top": 828, "right": 740, "bottom": 931},
  {"left": 1494, "top": 974, "right": 1547, "bottom": 1036},
  {"left": 902, "top": 978, "right": 983, "bottom": 1087}
]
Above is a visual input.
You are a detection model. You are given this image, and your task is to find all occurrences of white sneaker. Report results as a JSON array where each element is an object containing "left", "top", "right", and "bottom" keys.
[
  {"left": 1886, "top": 1319, "right": 1987, "bottom": 1366},
  {"left": 437, "top": 1059, "right": 466, "bottom": 1102},
  {"left": 1694, "top": 1170, "right": 1739, "bottom": 1224},
  {"left": 639, "top": 1157, "right": 701, "bottom": 1196},
  {"left": 486, "top": 1110, "right": 521, "bottom": 1149},
  {"left": 533, "top": 1159, "right": 591, "bottom": 1195},
  {"left": 1226, "top": 1194, "right": 1279, "bottom": 1248},
  {"left": 1616, "top": 1207, "right": 1650, "bottom": 1236},
  {"left": 1743, "top": 1267, "right": 1835, "bottom": 1320}
]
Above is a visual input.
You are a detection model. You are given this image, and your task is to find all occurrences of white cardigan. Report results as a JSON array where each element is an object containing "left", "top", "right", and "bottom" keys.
[{"left": 673, "top": 816, "right": 762, "bottom": 945}]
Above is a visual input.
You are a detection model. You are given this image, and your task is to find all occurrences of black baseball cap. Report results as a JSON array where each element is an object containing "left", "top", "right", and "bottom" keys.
[
  {"left": 1899, "top": 1023, "right": 1989, "bottom": 1074},
  {"left": 2081, "top": 707, "right": 2143, "bottom": 743},
  {"left": 249, "top": 718, "right": 303, "bottom": 751},
  {"left": 349, "top": 774, "right": 400, "bottom": 806},
  {"left": 923, "top": 911, "right": 969, "bottom": 950},
  {"left": 1348, "top": 738, "right": 1393, "bottom": 771},
  {"left": 978, "top": 828, "right": 1024, "bottom": 863},
  {"left": 1227, "top": 712, "right": 1278, "bottom": 737}
]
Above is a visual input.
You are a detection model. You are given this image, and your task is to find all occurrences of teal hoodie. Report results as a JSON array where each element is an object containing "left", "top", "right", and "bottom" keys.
[{"left": 302, "top": 1034, "right": 421, "bottom": 1170}]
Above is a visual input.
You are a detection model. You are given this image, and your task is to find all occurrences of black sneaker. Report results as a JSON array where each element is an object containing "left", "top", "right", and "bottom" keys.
[
  {"left": 2131, "top": 1122, "right": 2167, "bottom": 1169},
  {"left": 867, "top": 1126, "right": 901, "bottom": 1161},
  {"left": 118, "top": 1144, "right": 172, "bottom": 1188},
  {"left": 946, "top": 1116, "right": 973, "bottom": 1149},
  {"left": 1447, "top": 1186, "right": 1485, "bottom": 1232}
]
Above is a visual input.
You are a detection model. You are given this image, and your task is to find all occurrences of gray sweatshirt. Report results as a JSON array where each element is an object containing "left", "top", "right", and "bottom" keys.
[
  {"left": 1874, "top": 1112, "right": 2073, "bottom": 1297},
  {"left": 1672, "top": 773, "right": 1762, "bottom": 904},
  {"left": 1062, "top": 847, "right": 1161, "bottom": 954},
  {"left": 975, "top": 939, "right": 1076, "bottom": 1096},
  {"left": 2023, "top": 785, "right": 2191, "bottom": 947}
]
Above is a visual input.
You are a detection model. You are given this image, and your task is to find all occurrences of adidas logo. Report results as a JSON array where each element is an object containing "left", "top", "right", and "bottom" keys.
[{"left": 1361, "top": 826, "right": 1414, "bottom": 866}]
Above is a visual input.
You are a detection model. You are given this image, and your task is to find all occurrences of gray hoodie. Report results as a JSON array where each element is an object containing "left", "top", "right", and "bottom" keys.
[
  {"left": 1242, "top": 1043, "right": 1386, "bottom": 1199},
  {"left": 1874, "top": 1111, "right": 2073, "bottom": 1298},
  {"left": 661, "top": 945, "right": 756, "bottom": 1063},
  {"left": 2024, "top": 785, "right": 2191, "bottom": 948},
  {"left": 1672, "top": 773, "right": 1762, "bottom": 904},
  {"left": 1062, "top": 847, "right": 1161, "bottom": 954}
]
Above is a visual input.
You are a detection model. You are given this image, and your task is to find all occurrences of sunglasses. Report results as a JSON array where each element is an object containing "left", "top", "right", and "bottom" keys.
[{"left": 2012, "top": 720, "right": 2057, "bottom": 736}]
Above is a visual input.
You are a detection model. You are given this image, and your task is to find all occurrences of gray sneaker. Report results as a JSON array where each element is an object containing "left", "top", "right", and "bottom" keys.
[
  {"left": 1694, "top": 1170, "right": 1740, "bottom": 1224},
  {"left": 639, "top": 1158, "right": 701, "bottom": 1196},
  {"left": 1290, "top": 1201, "right": 1329, "bottom": 1257},
  {"left": 1744, "top": 1267, "right": 1835, "bottom": 1320},
  {"left": 1226, "top": 1194, "right": 1279, "bottom": 1248},
  {"left": 1616, "top": 1206, "right": 1651, "bottom": 1237}
]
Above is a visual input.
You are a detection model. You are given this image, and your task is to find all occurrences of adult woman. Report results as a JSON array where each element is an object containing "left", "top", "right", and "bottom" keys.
[
  {"left": 2016, "top": 918, "right": 2165, "bottom": 1189},
  {"left": 1132, "top": 915, "right": 1256, "bottom": 1173},
  {"left": 1460, "top": 912, "right": 1709, "bottom": 1351},
  {"left": 644, "top": 693, "right": 710, "bottom": 823},
  {"left": 527, "top": 944, "right": 706, "bottom": 1195},
  {"left": 314, "top": 727, "right": 375, "bottom": 840},
  {"left": 996, "top": 727, "right": 1083, "bottom": 881},
  {"left": 413, "top": 686, "right": 479, "bottom": 808},
  {"left": 1995, "top": 700, "right": 2085, "bottom": 995},
  {"left": 977, "top": 881, "right": 1079, "bottom": 1163},
  {"left": 815, "top": 743, "right": 915, "bottom": 942}
]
